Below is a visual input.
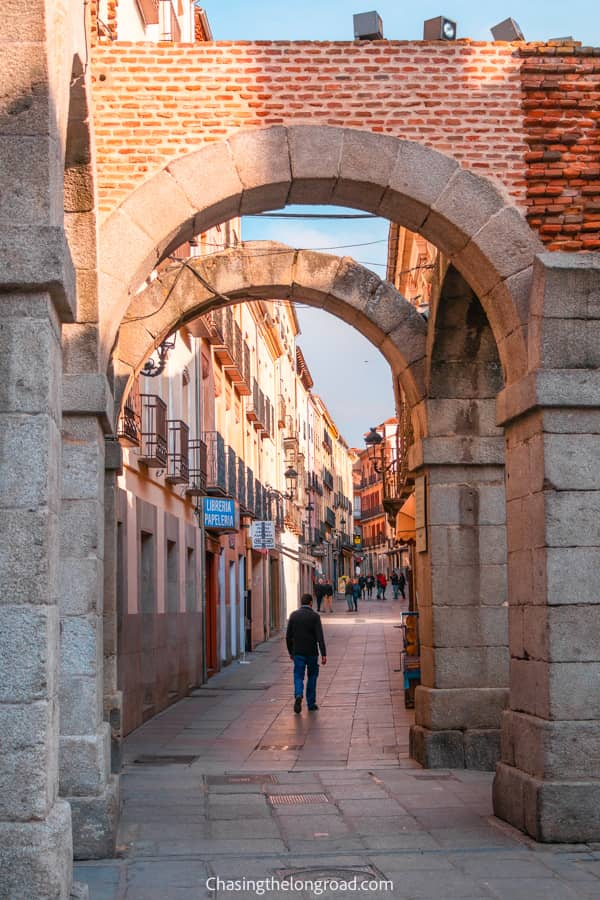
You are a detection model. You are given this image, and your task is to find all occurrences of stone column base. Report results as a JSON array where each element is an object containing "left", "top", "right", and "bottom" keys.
[
  {"left": 0, "top": 799, "right": 72, "bottom": 900},
  {"left": 493, "top": 762, "right": 600, "bottom": 843},
  {"left": 410, "top": 724, "right": 500, "bottom": 770},
  {"left": 69, "top": 775, "right": 120, "bottom": 860}
]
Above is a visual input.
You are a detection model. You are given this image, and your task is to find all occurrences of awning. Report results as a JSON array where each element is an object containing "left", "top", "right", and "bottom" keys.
[{"left": 396, "top": 493, "right": 416, "bottom": 543}]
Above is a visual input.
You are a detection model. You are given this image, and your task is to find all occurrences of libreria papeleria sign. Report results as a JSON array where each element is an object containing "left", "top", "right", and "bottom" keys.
[{"left": 202, "top": 497, "right": 239, "bottom": 531}]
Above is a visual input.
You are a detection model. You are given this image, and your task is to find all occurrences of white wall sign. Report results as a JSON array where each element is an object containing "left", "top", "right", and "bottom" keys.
[{"left": 251, "top": 520, "right": 276, "bottom": 550}]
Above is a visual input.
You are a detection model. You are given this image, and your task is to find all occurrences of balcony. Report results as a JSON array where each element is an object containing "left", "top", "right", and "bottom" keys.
[
  {"left": 246, "top": 378, "right": 266, "bottom": 430},
  {"left": 237, "top": 457, "right": 246, "bottom": 509},
  {"left": 192, "top": 309, "right": 225, "bottom": 345},
  {"left": 323, "top": 430, "right": 332, "bottom": 454},
  {"left": 139, "top": 394, "right": 168, "bottom": 468},
  {"left": 277, "top": 394, "right": 286, "bottom": 428},
  {"left": 261, "top": 396, "right": 273, "bottom": 440},
  {"left": 363, "top": 533, "right": 386, "bottom": 549},
  {"left": 284, "top": 499, "right": 302, "bottom": 535},
  {"left": 323, "top": 468, "right": 334, "bottom": 491},
  {"left": 117, "top": 380, "right": 141, "bottom": 447},
  {"left": 223, "top": 323, "right": 251, "bottom": 395},
  {"left": 165, "top": 419, "right": 189, "bottom": 484},
  {"left": 186, "top": 438, "right": 208, "bottom": 496},
  {"left": 213, "top": 306, "right": 235, "bottom": 366},
  {"left": 202, "top": 431, "right": 227, "bottom": 495},
  {"left": 325, "top": 507, "right": 336, "bottom": 528},
  {"left": 361, "top": 503, "right": 384, "bottom": 521},
  {"left": 226, "top": 446, "right": 237, "bottom": 498},
  {"left": 246, "top": 466, "right": 255, "bottom": 515},
  {"left": 254, "top": 477, "right": 263, "bottom": 519}
]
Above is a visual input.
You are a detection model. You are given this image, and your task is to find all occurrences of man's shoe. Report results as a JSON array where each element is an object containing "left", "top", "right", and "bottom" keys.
[
  {"left": 308, "top": 704, "right": 319, "bottom": 711},
  {"left": 294, "top": 696, "right": 302, "bottom": 714}
]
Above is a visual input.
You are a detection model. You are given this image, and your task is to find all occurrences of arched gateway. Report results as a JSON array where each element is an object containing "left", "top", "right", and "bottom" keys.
[{"left": 2, "top": 94, "right": 600, "bottom": 899}]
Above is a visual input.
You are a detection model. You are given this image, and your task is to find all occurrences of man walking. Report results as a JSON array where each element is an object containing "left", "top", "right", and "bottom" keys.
[{"left": 286, "top": 594, "right": 327, "bottom": 714}]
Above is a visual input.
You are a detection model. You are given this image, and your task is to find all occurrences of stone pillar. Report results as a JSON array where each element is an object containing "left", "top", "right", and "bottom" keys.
[
  {"left": 493, "top": 253, "right": 600, "bottom": 842},
  {"left": 59, "top": 376, "right": 119, "bottom": 859},
  {"left": 0, "top": 293, "right": 74, "bottom": 899},
  {"left": 409, "top": 433, "right": 509, "bottom": 770}
]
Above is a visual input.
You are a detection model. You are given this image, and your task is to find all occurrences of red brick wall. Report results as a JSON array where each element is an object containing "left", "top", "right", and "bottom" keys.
[
  {"left": 520, "top": 44, "right": 600, "bottom": 250},
  {"left": 90, "top": 40, "right": 600, "bottom": 249},
  {"left": 91, "top": 41, "right": 527, "bottom": 219}
]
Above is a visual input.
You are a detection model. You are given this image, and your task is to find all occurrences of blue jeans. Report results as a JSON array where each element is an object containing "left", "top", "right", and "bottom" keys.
[{"left": 293, "top": 655, "right": 319, "bottom": 708}]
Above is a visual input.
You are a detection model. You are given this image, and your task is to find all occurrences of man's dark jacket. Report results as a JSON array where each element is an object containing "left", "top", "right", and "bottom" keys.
[{"left": 286, "top": 606, "right": 327, "bottom": 658}]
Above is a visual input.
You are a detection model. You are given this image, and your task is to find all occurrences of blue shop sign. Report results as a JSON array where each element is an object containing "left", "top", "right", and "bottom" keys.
[{"left": 202, "top": 497, "right": 238, "bottom": 531}]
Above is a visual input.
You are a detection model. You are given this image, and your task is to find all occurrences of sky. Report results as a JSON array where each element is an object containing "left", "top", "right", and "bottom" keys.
[{"left": 202, "top": 1, "right": 599, "bottom": 447}]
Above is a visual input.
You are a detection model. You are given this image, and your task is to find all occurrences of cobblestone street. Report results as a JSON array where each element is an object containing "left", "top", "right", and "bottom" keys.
[{"left": 76, "top": 597, "right": 600, "bottom": 899}]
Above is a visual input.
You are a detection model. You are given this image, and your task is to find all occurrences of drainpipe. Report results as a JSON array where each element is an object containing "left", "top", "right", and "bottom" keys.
[{"left": 195, "top": 338, "right": 208, "bottom": 684}]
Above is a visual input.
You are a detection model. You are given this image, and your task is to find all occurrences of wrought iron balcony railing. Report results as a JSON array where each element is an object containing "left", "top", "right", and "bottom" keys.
[
  {"left": 202, "top": 431, "right": 227, "bottom": 495},
  {"left": 139, "top": 394, "right": 168, "bottom": 468},
  {"left": 117, "top": 379, "right": 141, "bottom": 447},
  {"left": 186, "top": 438, "right": 207, "bottom": 496},
  {"left": 226, "top": 445, "right": 237, "bottom": 498},
  {"left": 166, "top": 419, "right": 189, "bottom": 484}
]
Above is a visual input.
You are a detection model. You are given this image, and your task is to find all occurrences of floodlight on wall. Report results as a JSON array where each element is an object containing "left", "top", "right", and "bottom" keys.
[
  {"left": 353, "top": 11, "right": 384, "bottom": 41},
  {"left": 423, "top": 16, "right": 457, "bottom": 41},
  {"left": 491, "top": 17, "right": 525, "bottom": 41}
]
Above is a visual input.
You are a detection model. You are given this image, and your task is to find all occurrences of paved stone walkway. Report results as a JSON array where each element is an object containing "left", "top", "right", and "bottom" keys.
[{"left": 76, "top": 595, "right": 600, "bottom": 899}]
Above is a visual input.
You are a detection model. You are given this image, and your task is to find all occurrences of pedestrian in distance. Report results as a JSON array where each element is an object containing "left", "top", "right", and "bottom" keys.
[
  {"left": 366, "top": 574, "right": 375, "bottom": 599},
  {"left": 359, "top": 574, "right": 367, "bottom": 600},
  {"left": 390, "top": 570, "right": 400, "bottom": 600},
  {"left": 398, "top": 570, "right": 407, "bottom": 600},
  {"left": 376, "top": 572, "right": 387, "bottom": 600},
  {"left": 345, "top": 578, "right": 354, "bottom": 612},
  {"left": 322, "top": 580, "right": 334, "bottom": 614},
  {"left": 352, "top": 577, "right": 360, "bottom": 612},
  {"left": 286, "top": 593, "right": 327, "bottom": 714},
  {"left": 314, "top": 577, "right": 325, "bottom": 613}
]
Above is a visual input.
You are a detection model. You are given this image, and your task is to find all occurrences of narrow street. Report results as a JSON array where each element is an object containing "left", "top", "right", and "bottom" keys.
[{"left": 75, "top": 596, "right": 600, "bottom": 899}]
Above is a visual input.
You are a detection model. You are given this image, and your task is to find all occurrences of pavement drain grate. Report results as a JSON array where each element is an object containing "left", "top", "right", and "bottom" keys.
[
  {"left": 133, "top": 755, "right": 198, "bottom": 765},
  {"left": 269, "top": 793, "right": 329, "bottom": 805},
  {"left": 193, "top": 684, "right": 272, "bottom": 692},
  {"left": 205, "top": 774, "right": 279, "bottom": 785},
  {"left": 276, "top": 864, "right": 384, "bottom": 879},
  {"left": 410, "top": 773, "right": 457, "bottom": 781},
  {"left": 259, "top": 744, "right": 303, "bottom": 751}
]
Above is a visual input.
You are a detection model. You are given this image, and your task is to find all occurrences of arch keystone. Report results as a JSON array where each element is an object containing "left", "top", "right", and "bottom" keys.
[
  {"left": 333, "top": 129, "right": 400, "bottom": 212},
  {"left": 240, "top": 242, "right": 296, "bottom": 300},
  {"left": 287, "top": 125, "right": 343, "bottom": 205},
  {"left": 228, "top": 126, "right": 291, "bottom": 214},
  {"left": 290, "top": 249, "right": 341, "bottom": 307}
]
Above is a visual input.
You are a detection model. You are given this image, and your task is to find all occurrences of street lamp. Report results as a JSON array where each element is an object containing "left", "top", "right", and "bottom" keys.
[
  {"left": 364, "top": 425, "right": 405, "bottom": 530},
  {"left": 284, "top": 465, "right": 298, "bottom": 501},
  {"left": 365, "top": 426, "right": 384, "bottom": 471}
]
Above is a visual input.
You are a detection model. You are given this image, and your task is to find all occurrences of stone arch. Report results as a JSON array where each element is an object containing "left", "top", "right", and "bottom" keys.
[
  {"left": 99, "top": 125, "right": 542, "bottom": 384},
  {"left": 113, "top": 242, "right": 428, "bottom": 420}
]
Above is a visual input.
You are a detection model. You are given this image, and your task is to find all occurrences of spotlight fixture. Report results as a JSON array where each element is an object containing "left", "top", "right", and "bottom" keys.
[
  {"left": 353, "top": 11, "right": 384, "bottom": 41},
  {"left": 423, "top": 16, "right": 457, "bottom": 41},
  {"left": 491, "top": 17, "right": 525, "bottom": 41}
]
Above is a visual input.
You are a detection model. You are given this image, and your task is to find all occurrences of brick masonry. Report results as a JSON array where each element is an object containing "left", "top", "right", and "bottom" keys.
[
  {"left": 90, "top": 41, "right": 528, "bottom": 218},
  {"left": 520, "top": 43, "right": 600, "bottom": 251},
  {"left": 90, "top": 39, "right": 599, "bottom": 247}
]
